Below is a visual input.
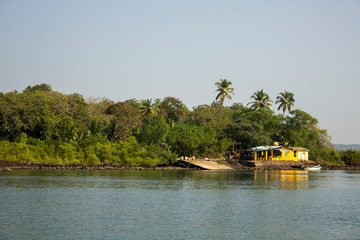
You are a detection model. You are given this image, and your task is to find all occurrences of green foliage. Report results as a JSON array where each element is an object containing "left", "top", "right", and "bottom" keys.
[
  {"left": 214, "top": 79, "right": 235, "bottom": 130},
  {"left": 136, "top": 115, "right": 177, "bottom": 164},
  {"left": 276, "top": 90, "right": 295, "bottom": 115},
  {"left": 340, "top": 149, "right": 360, "bottom": 165},
  {"left": 215, "top": 79, "right": 234, "bottom": 106},
  {"left": 67, "top": 93, "right": 89, "bottom": 124},
  {"left": 139, "top": 98, "right": 161, "bottom": 121},
  {"left": 186, "top": 102, "right": 234, "bottom": 132},
  {"left": 0, "top": 86, "right": 90, "bottom": 141},
  {"left": 56, "top": 143, "right": 84, "bottom": 164},
  {"left": 247, "top": 89, "right": 273, "bottom": 110},
  {"left": 167, "top": 123, "right": 230, "bottom": 158},
  {"left": 0, "top": 137, "right": 161, "bottom": 166},
  {"left": 224, "top": 118, "right": 271, "bottom": 149},
  {"left": 0, "top": 83, "right": 347, "bottom": 166},
  {"left": 137, "top": 115, "right": 169, "bottom": 146},
  {"left": 23, "top": 83, "right": 52, "bottom": 93},
  {"left": 150, "top": 145, "right": 177, "bottom": 165},
  {"left": 187, "top": 104, "right": 220, "bottom": 127},
  {"left": 117, "top": 137, "right": 160, "bottom": 166},
  {"left": 86, "top": 97, "right": 114, "bottom": 118},
  {"left": 167, "top": 123, "right": 204, "bottom": 157},
  {"left": 105, "top": 101, "right": 142, "bottom": 141},
  {"left": 53, "top": 117, "right": 76, "bottom": 141},
  {"left": 225, "top": 108, "right": 280, "bottom": 149},
  {"left": 159, "top": 97, "right": 189, "bottom": 122},
  {"left": 279, "top": 109, "right": 339, "bottom": 162}
]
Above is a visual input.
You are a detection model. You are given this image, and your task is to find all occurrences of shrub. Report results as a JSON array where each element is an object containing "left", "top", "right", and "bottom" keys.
[{"left": 341, "top": 149, "right": 360, "bottom": 165}]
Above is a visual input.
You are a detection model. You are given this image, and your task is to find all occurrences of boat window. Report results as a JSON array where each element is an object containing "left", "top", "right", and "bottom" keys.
[{"left": 273, "top": 150, "right": 281, "bottom": 158}]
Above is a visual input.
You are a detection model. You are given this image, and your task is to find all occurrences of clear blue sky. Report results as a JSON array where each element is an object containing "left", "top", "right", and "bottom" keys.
[{"left": 1, "top": 0, "right": 359, "bottom": 144}]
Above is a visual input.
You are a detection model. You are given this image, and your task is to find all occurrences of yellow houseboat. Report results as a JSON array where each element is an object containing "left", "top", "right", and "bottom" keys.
[{"left": 239, "top": 145, "right": 309, "bottom": 161}]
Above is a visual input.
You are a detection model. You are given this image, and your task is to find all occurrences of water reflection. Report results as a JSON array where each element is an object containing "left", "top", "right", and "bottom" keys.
[
  {"left": 254, "top": 170, "right": 309, "bottom": 190},
  {"left": 0, "top": 169, "right": 312, "bottom": 190},
  {"left": 1, "top": 170, "right": 360, "bottom": 240}
]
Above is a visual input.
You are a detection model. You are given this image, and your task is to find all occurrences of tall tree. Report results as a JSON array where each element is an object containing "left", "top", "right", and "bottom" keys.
[
  {"left": 137, "top": 115, "right": 169, "bottom": 146},
  {"left": 247, "top": 89, "right": 272, "bottom": 110},
  {"left": 23, "top": 83, "right": 52, "bottom": 93},
  {"left": 215, "top": 79, "right": 234, "bottom": 106},
  {"left": 276, "top": 91, "right": 295, "bottom": 115},
  {"left": 105, "top": 102, "right": 142, "bottom": 141},
  {"left": 215, "top": 79, "right": 234, "bottom": 130},
  {"left": 139, "top": 98, "right": 160, "bottom": 121},
  {"left": 159, "top": 97, "right": 189, "bottom": 122}
]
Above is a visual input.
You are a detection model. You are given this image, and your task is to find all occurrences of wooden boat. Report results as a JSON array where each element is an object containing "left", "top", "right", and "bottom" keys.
[{"left": 302, "top": 164, "right": 321, "bottom": 171}]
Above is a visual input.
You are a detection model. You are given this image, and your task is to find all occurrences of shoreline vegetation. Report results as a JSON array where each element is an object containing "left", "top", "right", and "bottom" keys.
[
  {"left": 1, "top": 83, "right": 360, "bottom": 169},
  {"left": 1, "top": 160, "right": 360, "bottom": 172}
]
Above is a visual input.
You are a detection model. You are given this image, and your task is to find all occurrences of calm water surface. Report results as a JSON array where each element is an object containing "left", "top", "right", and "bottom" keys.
[{"left": 1, "top": 170, "right": 360, "bottom": 240}]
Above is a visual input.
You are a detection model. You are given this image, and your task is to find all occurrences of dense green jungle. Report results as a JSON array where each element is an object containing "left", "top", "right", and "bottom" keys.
[{"left": 0, "top": 82, "right": 358, "bottom": 167}]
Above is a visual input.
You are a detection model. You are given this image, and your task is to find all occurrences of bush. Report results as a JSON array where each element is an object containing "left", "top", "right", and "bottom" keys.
[
  {"left": 0, "top": 137, "right": 164, "bottom": 167},
  {"left": 118, "top": 137, "right": 160, "bottom": 166},
  {"left": 341, "top": 149, "right": 360, "bottom": 165}
]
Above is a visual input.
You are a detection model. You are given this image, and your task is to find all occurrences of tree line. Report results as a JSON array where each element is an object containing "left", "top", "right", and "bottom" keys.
[{"left": 0, "top": 82, "right": 357, "bottom": 166}]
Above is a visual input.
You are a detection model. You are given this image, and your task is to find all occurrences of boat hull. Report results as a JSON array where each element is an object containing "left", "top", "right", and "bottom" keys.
[{"left": 302, "top": 164, "right": 321, "bottom": 171}]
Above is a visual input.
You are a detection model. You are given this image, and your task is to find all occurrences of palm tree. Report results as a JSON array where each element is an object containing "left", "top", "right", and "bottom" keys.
[
  {"left": 215, "top": 79, "right": 235, "bottom": 130},
  {"left": 247, "top": 89, "right": 273, "bottom": 110},
  {"left": 139, "top": 98, "right": 160, "bottom": 121},
  {"left": 215, "top": 79, "right": 235, "bottom": 106},
  {"left": 275, "top": 91, "right": 295, "bottom": 115}
]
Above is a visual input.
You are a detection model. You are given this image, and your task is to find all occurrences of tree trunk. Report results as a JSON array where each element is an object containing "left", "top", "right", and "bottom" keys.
[{"left": 215, "top": 100, "right": 224, "bottom": 131}]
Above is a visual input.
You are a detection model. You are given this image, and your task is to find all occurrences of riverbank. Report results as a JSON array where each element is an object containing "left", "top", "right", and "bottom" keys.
[
  {"left": 1, "top": 160, "right": 360, "bottom": 171},
  {"left": 0, "top": 161, "right": 184, "bottom": 171},
  {"left": 225, "top": 159, "right": 360, "bottom": 170}
]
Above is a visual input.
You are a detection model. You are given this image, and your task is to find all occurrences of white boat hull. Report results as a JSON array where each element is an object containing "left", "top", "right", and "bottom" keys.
[{"left": 302, "top": 164, "right": 321, "bottom": 171}]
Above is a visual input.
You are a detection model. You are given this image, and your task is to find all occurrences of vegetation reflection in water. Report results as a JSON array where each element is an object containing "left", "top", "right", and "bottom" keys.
[
  {"left": 253, "top": 170, "right": 309, "bottom": 190},
  {"left": 1, "top": 169, "right": 311, "bottom": 190},
  {"left": 1, "top": 170, "right": 360, "bottom": 240}
]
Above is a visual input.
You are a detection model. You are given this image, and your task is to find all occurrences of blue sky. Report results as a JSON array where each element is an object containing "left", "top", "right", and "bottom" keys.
[{"left": 1, "top": 0, "right": 360, "bottom": 144}]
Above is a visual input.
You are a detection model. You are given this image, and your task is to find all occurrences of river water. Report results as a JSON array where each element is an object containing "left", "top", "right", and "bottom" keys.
[{"left": 1, "top": 169, "right": 359, "bottom": 240}]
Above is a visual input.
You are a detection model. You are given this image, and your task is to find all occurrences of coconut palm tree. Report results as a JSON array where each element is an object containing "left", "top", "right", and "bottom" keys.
[
  {"left": 275, "top": 91, "right": 295, "bottom": 115},
  {"left": 215, "top": 79, "right": 235, "bottom": 106},
  {"left": 139, "top": 98, "right": 160, "bottom": 121},
  {"left": 247, "top": 89, "right": 273, "bottom": 110},
  {"left": 215, "top": 79, "right": 235, "bottom": 130}
]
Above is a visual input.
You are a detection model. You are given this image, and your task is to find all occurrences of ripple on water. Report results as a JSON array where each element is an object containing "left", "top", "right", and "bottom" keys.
[{"left": 1, "top": 170, "right": 360, "bottom": 240}]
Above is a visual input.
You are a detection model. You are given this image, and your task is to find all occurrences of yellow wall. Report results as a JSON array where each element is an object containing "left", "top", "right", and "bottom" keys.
[
  {"left": 242, "top": 146, "right": 308, "bottom": 161},
  {"left": 254, "top": 147, "right": 299, "bottom": 161},
  {"left": 281, "top": 148, "right": 297, "bottom": 161}
]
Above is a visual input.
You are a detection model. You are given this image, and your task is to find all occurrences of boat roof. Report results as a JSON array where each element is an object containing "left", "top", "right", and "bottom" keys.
[
  {"left": 239, "top": 145, "right": 309, "bottom": 152},
  {"left": 287, "top": 147, "right": 310, "bottom": 152},
  {"left": 252, "top": 146, "right": 280, "bottom": 151},
  {"left": 248, "top": 146, "right": 282, "bottom": 152}
]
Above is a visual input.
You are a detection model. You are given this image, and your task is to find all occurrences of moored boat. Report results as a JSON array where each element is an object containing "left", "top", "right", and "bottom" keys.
[{"left": 302, "top": 164, "right": 321, "bottom": 171}]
